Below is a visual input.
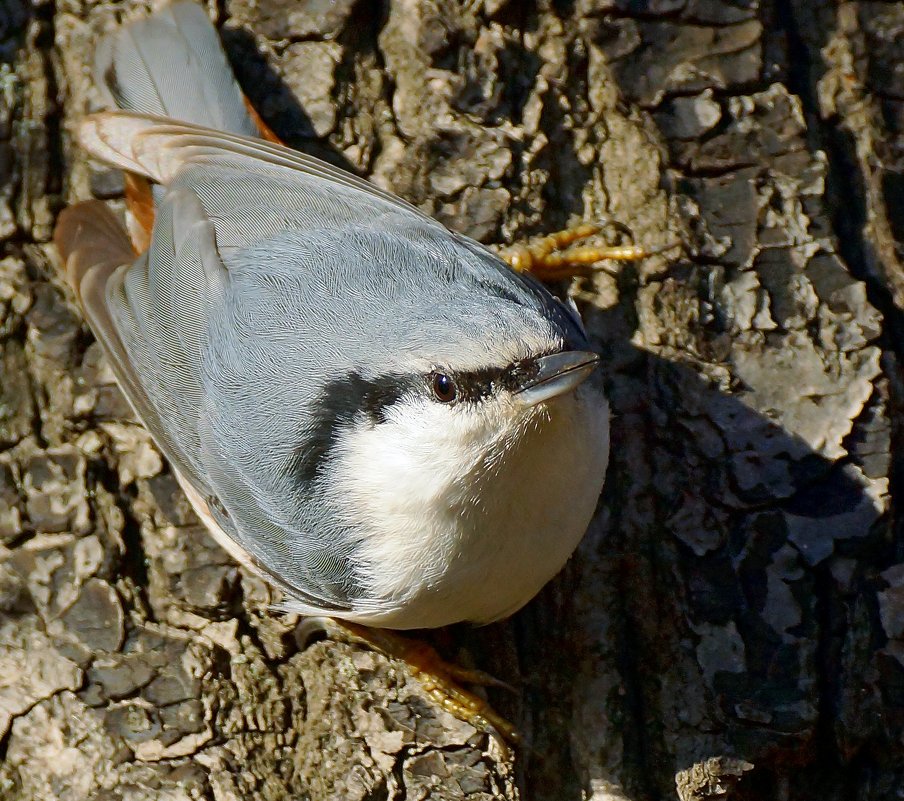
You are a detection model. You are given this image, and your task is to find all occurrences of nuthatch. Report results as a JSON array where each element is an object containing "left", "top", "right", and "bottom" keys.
[{"left": 55, "top": 1, "right": 610, "bottom": 631}]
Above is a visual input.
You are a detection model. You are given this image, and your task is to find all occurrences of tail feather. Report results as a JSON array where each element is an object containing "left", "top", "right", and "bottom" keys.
[{"left": 95, "top": 1, "right": 258, "bottom": 137}]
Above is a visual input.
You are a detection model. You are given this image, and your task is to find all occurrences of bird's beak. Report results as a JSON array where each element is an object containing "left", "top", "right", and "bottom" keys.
[{"left": 514, "top": 351, "right": 600, "bottom": 407}]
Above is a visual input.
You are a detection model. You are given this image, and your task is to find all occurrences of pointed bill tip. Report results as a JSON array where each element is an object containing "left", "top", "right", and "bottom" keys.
[{"left": 514, "top": 350, "right": 600, "bottom": 406}]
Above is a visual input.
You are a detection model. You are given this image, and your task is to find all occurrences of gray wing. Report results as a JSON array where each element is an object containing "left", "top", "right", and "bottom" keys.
[
  {"left": 79, "top": 112, "right": 430, "bottom": 224},
  {"left": 55, "top": 198, "right": 208, "bottom": 488},
  {"left": 115, "top": 187, "right": 365, "bottom": 612}
]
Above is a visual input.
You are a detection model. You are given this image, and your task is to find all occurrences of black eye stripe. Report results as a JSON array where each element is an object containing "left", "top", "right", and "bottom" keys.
[
  {"left": 294, "top": 372, "right": 411, "bottom": 483},
  {"left": 440, "top": 358, "right": 542, "bottom": 401},
  {"left": 292, "top": 356, "right": 549, "bottom": 482}
]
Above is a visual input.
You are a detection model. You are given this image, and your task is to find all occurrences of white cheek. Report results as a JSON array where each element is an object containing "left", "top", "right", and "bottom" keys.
[
  {"left": 329, "top": 398, "right": 509, "bottom": 595},
  {"left": 350, "top": 402, "right": 493, "bottom": 503}
]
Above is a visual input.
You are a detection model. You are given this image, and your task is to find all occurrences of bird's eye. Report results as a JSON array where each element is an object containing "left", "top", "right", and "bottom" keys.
[{"left": 431, "top": 372, "right": 458, "bottom": 403}]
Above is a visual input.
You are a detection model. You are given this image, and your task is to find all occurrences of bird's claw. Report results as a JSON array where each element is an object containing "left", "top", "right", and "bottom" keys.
[
  {"left": 499, "top": 219, "right": 680, "bottom": 281},
  {"left": 296, "top": 617, "right": 521, "bottom": 747}
]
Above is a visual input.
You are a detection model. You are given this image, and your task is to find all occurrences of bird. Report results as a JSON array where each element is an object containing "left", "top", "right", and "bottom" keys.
[{"left": 54, "top": 0, "right": 626, "bottom": 737}]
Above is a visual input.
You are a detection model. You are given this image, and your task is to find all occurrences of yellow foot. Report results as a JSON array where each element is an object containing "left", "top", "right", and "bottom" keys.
[
  {"left": 297, "top": 617, "right": 520, "bottom": 746},
  {"left": 499, "top": 220, "right": 679, "bottom": 281}
]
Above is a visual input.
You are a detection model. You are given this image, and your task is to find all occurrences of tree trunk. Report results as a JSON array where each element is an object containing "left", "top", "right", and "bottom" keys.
[{"left": 1, "top": 0, "right": 902, "bottom": 799}]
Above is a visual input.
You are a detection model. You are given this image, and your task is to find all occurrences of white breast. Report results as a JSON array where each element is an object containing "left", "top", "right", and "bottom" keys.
[{"left": 329, "top": 383, "right": 610, "bottom": 629}]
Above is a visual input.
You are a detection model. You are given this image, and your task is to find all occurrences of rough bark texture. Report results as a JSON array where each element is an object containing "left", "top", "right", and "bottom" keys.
[{"left": 1, "top": 0, "right": 902, "bottom": 799}]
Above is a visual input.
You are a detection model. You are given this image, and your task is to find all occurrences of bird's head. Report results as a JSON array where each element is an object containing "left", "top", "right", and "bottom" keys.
[{"left": 283, "top": 230, "right": 607, "bottom": 507}]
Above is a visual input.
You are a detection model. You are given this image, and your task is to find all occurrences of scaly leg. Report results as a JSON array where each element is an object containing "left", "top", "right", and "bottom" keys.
[
  {"left": 499, "top": 220, "right": 679, "bottom": 281},
  {"left": 297, "top": 617, "right": 520, "bottom": 747}
]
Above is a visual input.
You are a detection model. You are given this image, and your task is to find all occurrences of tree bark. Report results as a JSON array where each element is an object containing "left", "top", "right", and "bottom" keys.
[{"left": 1, "top": 0, "right": 902, "bottom": 799}]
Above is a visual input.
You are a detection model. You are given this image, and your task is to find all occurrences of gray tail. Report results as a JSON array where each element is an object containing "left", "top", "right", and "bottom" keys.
[{"left": 94, "top": 1, "right": 259, "bottom": 137}]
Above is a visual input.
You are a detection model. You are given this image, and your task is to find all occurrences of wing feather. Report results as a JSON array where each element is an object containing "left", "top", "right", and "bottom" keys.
[
  {"left": 55, "top": 195, "right": 358, "bottom": 615},
  {"left": 54, "top": 199, "right": 212, "bottom": 490},
  {"left": 78, "top": 112, "right": 430, "bottom": 220}
]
